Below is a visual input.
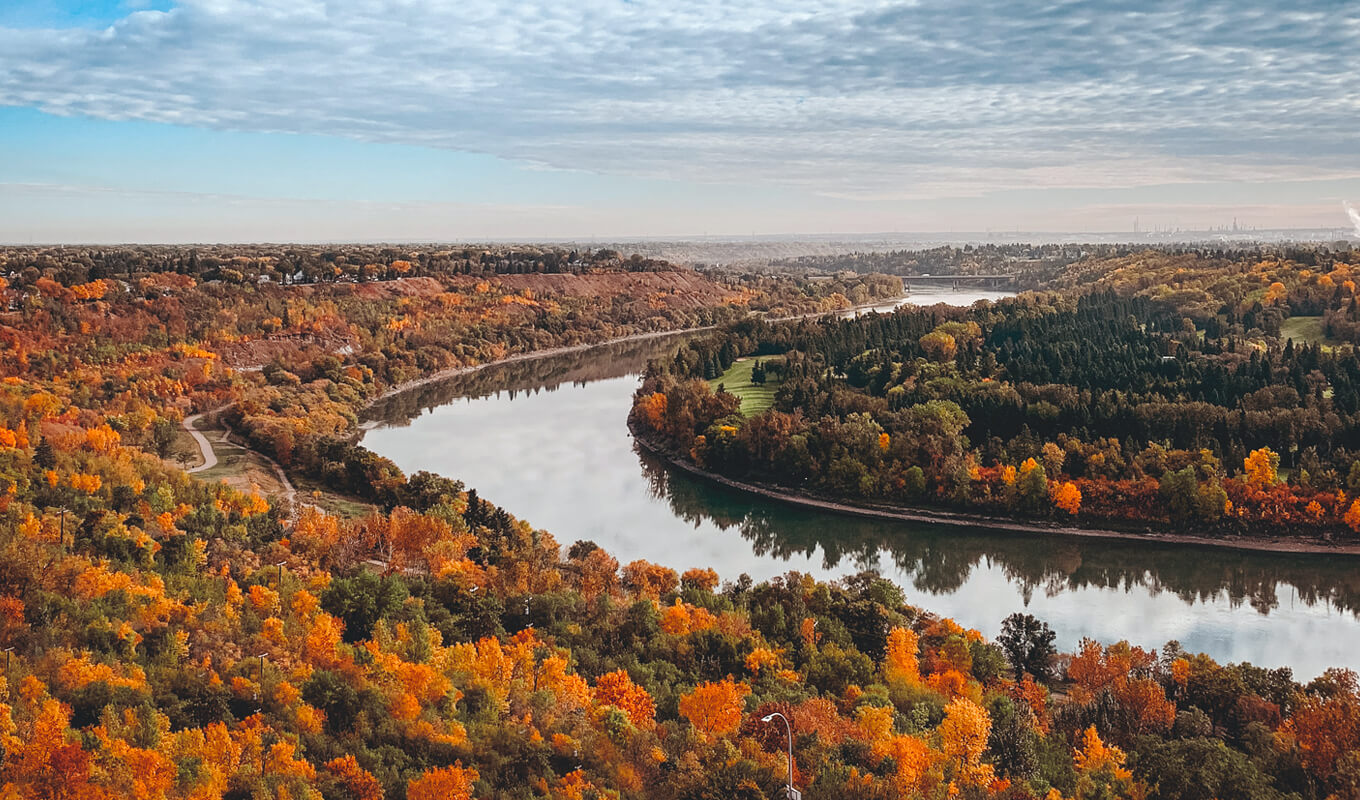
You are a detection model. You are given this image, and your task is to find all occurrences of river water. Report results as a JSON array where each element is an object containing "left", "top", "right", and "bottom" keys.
[{"left": 362, "top": 289, "right": 1360, "bottom": 678}]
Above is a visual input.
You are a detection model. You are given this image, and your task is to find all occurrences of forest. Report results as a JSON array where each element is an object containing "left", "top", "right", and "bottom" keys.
[
  {"left": 632, "top": 247, "right": 1360, "bottom": 541},
  {"left": 0, "top": 243, "right": 1355, "bottom": 798}
]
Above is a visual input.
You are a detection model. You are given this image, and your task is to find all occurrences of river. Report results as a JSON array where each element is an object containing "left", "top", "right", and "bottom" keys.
[{"left": 361, "top": 289, "right": 1360, "bottom": 678}]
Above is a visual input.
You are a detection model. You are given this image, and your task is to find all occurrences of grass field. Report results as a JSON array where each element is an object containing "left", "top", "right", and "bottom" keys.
[
  {"left": 709, "top": 357, "right": 783, "bottom": 416},
  {"left": 190, "top": 421, "right": 374, "bottom": 519},
  {"left": 1279, "top": 315, "right": 1338, "bottom": 347},
  {"left": 293, "top": 474, "right": 378, "bottom": 519},
  {"left": 194, "top": 434, "right": 289, "bottom": 496}
]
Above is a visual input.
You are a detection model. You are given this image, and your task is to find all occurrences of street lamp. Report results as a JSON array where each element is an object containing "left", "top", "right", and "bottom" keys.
[
  {"left": 761, "top": 712, "right": 799, "bottom": 800},
  {"left": 254, "top": 652, "right": 268, "bottom": 703},
  {"left": 274, "top": 561, "right": 287, "bottom": 587}
]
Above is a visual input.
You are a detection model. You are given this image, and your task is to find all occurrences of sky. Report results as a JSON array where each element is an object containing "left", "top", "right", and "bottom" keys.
[{"left": 1, "top": 0, "right": 1358, "bottom": 242}]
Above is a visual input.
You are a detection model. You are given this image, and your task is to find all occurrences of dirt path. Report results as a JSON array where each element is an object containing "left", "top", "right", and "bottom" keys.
[{"left": 263, "top": 453, "right": 300, "bottom": 522}]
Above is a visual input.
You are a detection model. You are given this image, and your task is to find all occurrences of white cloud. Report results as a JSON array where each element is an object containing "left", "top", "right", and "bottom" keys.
[
  {"left": 0, "top": 0, "right": 1357, "bottom": 199},
  {"left": 1346, "top": 202, "right": 1360, "bottom": 236}
]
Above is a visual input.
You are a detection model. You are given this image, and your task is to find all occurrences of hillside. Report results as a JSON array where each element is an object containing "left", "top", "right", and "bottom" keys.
[{"left": 0, "top": 245, "right": 1352, "bottom": 799}]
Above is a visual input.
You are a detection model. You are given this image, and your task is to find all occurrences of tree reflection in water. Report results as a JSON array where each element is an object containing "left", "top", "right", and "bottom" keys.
[
  {"left": 360, "top": 325, "right": 1360, "bottom": 674},
  {"left": 364, "top": 332, "right": 705, "bottom": 429},
  {"left": 635, "top": 446, "right": 1360, "bottom": 618}
]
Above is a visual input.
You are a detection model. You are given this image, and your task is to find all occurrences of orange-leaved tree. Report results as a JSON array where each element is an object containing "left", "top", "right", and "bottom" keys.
[
  {"left": 408, "top": 762, "right": 478, "bottom": 800},
  {"left": 1051, "top": 481, "right": 1081, "bottom": 515},
  {"left": 593, "top": 670, "right": 656, "bottom": 729},
  {"left": 883, "top": 627, "right": 920, "bottom": 686},
  {"left": 679, "top": 677, "right": 750, "bottom": 739}
]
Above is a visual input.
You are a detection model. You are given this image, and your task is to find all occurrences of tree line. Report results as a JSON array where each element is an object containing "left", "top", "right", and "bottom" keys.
[{"left": 632, "top": 249, "right": 1360, "bottom": 537}]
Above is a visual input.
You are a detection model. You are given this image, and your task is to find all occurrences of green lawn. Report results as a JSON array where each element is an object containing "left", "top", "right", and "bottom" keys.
[
  {"left": 1279, "top": 315, "right": 1338, "bottom": 347},
  {"left": 709, "top": 357, "right": 783, "bottom": 416}
]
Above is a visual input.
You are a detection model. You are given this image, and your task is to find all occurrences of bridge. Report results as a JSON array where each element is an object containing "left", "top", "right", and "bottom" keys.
[{"left": 902, "top": 274, "right": 1016, "bottom": 289}]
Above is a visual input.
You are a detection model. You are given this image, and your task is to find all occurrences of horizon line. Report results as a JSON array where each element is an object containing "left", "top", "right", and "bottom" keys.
[{"left": 4, "top": 226, "right": 1357, "bottom": 248}]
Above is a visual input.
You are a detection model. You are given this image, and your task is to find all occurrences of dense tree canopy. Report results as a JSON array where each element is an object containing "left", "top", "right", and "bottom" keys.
[
  {"left": 0, "top": 243, "right": 1352, "bottom": 798},
  {"left": 633, "top": 248, "right": 1360, "bottom": 539}
]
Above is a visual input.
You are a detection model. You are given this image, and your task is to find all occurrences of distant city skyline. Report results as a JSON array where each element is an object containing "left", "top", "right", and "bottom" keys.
[{"left": 2, "top": 0, "right": 1358, "bottom": 242}]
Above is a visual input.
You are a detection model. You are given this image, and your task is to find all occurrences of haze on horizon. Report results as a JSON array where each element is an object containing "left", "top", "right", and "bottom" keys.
[{"left": 1, "top": 0, "right": 1358, "bottom": 243}]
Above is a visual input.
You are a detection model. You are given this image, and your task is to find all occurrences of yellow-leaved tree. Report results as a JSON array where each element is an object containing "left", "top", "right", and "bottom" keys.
[
  {"left": 1243, "top": 447, "right": 1279, "bottom": 487},
  {"left": 939, "top": 697, "right": 994, "bottom": 789}
]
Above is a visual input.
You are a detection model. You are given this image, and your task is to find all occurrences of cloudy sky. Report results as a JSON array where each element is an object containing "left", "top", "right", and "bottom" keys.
[{"left": 1, "top": 0, "right": 1357, "bottom": 242}]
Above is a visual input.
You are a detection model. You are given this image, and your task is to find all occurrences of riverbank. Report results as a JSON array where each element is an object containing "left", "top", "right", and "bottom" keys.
[
  {"left": 370, "top": 326, "right": 717, "bottom": 404},
  {"left": 367, "top": 291, "right": 913, "bottom": 406},
  {"left": 630, "top": 427, "right": 1360, "bottom": 557},
  {"left": 213, "top": 293, "right": 902, "bottom": 511}
]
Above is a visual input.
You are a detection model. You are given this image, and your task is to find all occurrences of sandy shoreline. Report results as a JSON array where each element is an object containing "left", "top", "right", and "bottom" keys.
[{"left": 630, "top": 430, "right": 1360, "bottom": 557}]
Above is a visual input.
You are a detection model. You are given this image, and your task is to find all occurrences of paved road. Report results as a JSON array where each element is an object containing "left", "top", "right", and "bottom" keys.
[{"left": 182, "top": 412, "right": 217, "bottom": 473}]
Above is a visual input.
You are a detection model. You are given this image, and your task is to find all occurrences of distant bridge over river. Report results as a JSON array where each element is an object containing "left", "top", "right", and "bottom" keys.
[{"left": 901, "top": 274, "right": 1017, "bottom": 289}]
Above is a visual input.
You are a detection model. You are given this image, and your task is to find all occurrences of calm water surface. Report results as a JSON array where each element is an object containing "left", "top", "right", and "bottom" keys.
[{"left": 362, "top": 290, "right": 1360, "bottom": 678}]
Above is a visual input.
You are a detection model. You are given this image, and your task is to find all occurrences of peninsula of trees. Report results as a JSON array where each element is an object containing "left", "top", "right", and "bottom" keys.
[{"left": 632, "top": 249, "right": 1360, "bottom": 544}]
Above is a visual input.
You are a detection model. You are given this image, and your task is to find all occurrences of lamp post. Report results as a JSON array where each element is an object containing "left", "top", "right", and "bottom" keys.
[
  {"left": 761, "top": 712, "right": 799, "bottom": 800},
  {"left": 254, "top": 652, "right": 268, "bottom": 703},
  {"left": 274, "top": 561, "right": 286, "bottom": 587}
]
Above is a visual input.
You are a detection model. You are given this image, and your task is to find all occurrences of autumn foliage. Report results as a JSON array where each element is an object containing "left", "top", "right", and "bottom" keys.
[
  {"left": 0, "top": 244, "right": 1352, "bottom": 798},
  {"left": 679, "top": 677, "right": 750, "bottom": 739}
]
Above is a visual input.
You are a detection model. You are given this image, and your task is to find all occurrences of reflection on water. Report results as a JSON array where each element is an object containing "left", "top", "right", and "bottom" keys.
[
  {"left": 838, "top": 287, "right": 1018, "bottom": 316},
  {"left": 365, "top": 333, "right": 705, "bottom": 425},
  {"left": 837, "top": 284, "right": 1022, "bottom": 315},
  {"left": 637, "top": 447, "right": 1360, "bottom": 614},
  {"left": 361, "top": 310, "right": 1360, "bottom": 678}
]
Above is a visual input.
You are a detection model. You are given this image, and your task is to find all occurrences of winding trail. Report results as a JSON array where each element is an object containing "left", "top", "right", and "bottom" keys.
[
  {"left": 266, "top": 457, "right": 300, "bottom": 522},
  {"left": 182, "top": 411, "right": 219, "bottom": 473},
  {"left": 181, "top": 404, "right": 302, "bottom": 522}
]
